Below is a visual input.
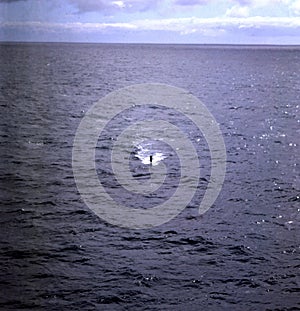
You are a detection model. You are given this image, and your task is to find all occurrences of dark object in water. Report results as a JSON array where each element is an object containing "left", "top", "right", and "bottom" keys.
[{"left": 150, "top": 155, "right": 153, "bottom": 164}]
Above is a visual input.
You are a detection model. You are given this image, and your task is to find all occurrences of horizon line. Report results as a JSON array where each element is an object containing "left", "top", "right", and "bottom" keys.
[{"left": 1, "top": 40, "right": 300, "bottom": 47}]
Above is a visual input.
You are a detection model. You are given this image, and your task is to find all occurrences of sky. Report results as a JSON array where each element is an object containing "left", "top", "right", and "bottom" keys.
[{"left": 0, "top": 0, "right": 300, "bottom": 44}]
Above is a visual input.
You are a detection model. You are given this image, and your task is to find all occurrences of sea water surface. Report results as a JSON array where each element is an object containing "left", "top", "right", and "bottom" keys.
[{"left": 0, "top": 43, "right": 299, "bottom": 310}]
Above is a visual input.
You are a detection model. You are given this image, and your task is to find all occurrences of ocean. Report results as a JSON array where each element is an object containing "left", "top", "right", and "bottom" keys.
[{"left": 0, "top": 43, "right": 299, "bottom": 310}]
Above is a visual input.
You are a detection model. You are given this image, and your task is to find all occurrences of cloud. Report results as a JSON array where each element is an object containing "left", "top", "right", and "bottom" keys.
[
  {"left": 0, "top": 0, "right": 25, "bottom": 2},
  {"left": 2, "top": 16, "right": 300, "bottom": 44},
  {"left": 290, "top": 0, "right": 300, "bottom": 14},
  {"left": 232, "top": 0, "right": 293, "bottom": 8},
  {"left": 2, "top": 16, "right": 300, "bottom": 34},
  {"left": 134, "top": 17, "right": 300, "bottom": 34},
  {"left": 226, "top": 5, "right": 250, "bottom": 17},
  {"left": 232, "top": 0, "right": 257, "bottom": 5},
  {"left": 172, "top": 0, "right": 210, "bottom": 6},
  {"left": 226, "top": 0, "right": 295, "bottom": 19},
  {"left": 67, "top": 0, "right": 159, "bottom": 13}
]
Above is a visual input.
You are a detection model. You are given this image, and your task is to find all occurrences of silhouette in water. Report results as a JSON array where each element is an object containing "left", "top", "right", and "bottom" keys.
[{"left": 150, "top": 155, "right": 153, "bottom": 164}]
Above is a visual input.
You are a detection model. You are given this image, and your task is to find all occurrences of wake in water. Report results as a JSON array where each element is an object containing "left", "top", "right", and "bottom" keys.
[{"left": 134, "top": 142, "right": 167, "bottom": 166}]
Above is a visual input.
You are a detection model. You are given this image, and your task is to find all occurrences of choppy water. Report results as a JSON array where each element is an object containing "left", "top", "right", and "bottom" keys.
[{"left": 0, "top": 43, "right": 299, "bottom": 310}]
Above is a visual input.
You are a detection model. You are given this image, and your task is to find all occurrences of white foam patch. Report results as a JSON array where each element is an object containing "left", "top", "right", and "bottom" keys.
[{"left": 135, "top": 144, "right": 167, "bottom": 166}]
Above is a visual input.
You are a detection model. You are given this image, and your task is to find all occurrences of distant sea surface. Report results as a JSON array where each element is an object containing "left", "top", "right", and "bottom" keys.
[{"left": 0, "top": 43, "right": 299, "bottom": 310}]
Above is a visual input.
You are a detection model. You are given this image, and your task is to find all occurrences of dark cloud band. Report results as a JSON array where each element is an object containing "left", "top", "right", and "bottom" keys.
[{"left": 67, "top": 0, "right": 159, "bottom": 13}]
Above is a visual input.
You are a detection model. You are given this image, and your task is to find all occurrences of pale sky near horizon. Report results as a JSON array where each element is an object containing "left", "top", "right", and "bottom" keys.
[{"left": 0, "top": 0, "right": 300, "bottom": 44}]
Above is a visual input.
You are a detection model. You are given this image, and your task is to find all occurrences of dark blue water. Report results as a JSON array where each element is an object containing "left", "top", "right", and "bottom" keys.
[{"left": 0, "top": 43, "right": 299, "bottom": 310}]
